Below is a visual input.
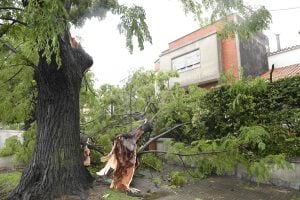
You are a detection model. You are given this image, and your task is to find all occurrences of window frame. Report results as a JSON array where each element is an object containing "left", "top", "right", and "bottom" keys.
[{"left": 171, "top": 49, "right": 201, "bottom": 72}]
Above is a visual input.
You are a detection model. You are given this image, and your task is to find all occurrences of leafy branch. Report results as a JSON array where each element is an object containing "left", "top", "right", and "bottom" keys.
[
  {"left": 138, "top": 122, "right": 190, "bottom": 153},
  {"left": 0, "top": 39, "right": 37, "bottom": 68},
  {"left": 1, "top": 67, "right": 24, "bottom": 85},
  {"left": 0, "top": 17, "right": 27, "bottom": 26}
]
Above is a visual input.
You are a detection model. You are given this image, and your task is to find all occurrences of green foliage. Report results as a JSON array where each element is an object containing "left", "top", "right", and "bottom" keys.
[
  {"left": 79, "top": 69, "right": 299, "bottom": 183},
  {"left": 247, "top": 154, "right": 292, "bottom": 183},
  {"left": 154, "top": 83, "right": 206, "bottom": 143},
  {"left": 140, "top": 154, "right": 163, "bottom": 172},
  {"left": 152, "top": 177, "right": 162, "bottom": 187},
  {"left": 238, "top": 126, "right": 270, "bottom": 157},
  {"left": 165, "top": 125, "right": 291, "bottom": 182},
  {"left": 0, "top": 64, "right": 35, "bottom": 125},
  {"left": 101, "top": 188, "right": 139, "bottom": 200},
  {"left": 200, "top": 76, "right": 300, "bottom": 144},
  {"left": 0, "top": 124, "right": 36, "bottom": 165},
  {"left": 179, "top": 0, "right": 271, "bottom": 38},
  {"left": 169, "top": 171, "right": 186, "bottom": 187},
  {"left": 80, "top": 69, "right": 176, "bottom": 145},
  {"left": 0, "top": 0, "right": 273, "bottom": 127},
  {"left": 116, "top": 5, "right": 152, "bottom": 53},
  {"left": 4, "top": 68, "right": 296, "bottom": 186},
  {"left": 0, "top": 136, "right": 21, "bottom": 157},
  {"left": 0, "top": 172, "right": 21, "bottom": 199},
  {"left": 14, "top": 124, "right": 36, "bottom": 165}
]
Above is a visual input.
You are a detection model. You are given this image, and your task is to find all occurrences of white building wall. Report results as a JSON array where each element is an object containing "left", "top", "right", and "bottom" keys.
[
  {"left": 268, "top": 48, "right": 300, "bottom": 69},
  {"left": 159, "top": 33, "right": 221, "bottom": 87}
]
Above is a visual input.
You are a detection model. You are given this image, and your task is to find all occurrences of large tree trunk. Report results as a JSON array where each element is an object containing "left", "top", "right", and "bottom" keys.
[{"left": 10, "top": 34, "right": 94, "bottom": 200}]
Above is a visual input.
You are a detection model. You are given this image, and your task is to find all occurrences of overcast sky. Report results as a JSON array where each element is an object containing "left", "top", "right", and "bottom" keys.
[{"left": 72, "top": 0, "right": 300, "bottom": 87}]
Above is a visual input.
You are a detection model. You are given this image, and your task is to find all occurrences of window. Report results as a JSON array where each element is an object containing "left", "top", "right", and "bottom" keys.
[{"left": 172, "top": 49, "right": 200, "bottom": 72}]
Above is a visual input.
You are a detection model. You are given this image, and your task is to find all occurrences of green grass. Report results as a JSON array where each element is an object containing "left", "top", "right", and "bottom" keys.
[
  {"left": 0, "top": 172, "right": 21, "bottom": 199},
  {"left": 102, "top": 188, "right": 140, "bottom": 200}
]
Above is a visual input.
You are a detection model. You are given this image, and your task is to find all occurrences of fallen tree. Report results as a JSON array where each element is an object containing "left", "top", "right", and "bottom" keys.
[{"left": 95, "top": 121, "right": 200, "bottom": 193}]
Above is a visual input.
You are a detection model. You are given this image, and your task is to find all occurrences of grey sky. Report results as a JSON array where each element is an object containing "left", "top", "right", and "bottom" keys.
[{"left": 72, "top": 0, "right": 300, "bottom": 87}]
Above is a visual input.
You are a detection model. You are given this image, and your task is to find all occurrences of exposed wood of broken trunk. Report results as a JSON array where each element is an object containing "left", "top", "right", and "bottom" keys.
[{"left": 97, "top": 122, "right": 150, "bottom": 193}]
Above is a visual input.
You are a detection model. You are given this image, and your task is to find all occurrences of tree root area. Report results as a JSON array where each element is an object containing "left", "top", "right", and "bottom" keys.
[{"left": 9, "top": 166, "right": 94, "bottom": 200}]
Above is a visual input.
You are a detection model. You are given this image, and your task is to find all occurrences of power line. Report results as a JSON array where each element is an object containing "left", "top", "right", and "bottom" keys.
[{"left": 269, "top": 6, "right": 300, "bottom": 12}]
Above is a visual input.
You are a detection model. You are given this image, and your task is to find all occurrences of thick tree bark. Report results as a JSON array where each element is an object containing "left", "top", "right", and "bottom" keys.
[{"left": 9, "top": 34, "right": 94, "bottom": 200}]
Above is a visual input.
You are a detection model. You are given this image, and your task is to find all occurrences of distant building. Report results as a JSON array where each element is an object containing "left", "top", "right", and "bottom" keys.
[
  {"left": 263, "top": 36, "right": 300, "bottom": 81},
  {"left": 261, "top": 63, "right": 300, "bottom": 81},
  {"left": 267, "top": 45, "right": 300, "bottom": 69},
  {"left": 155, "top": 15, "right": 269, "bottom": 88}
]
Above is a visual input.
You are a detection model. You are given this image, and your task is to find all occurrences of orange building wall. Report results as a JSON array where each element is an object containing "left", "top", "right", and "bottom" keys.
[{"left": 221, "top": 38, "right": 239, "bottom": 78}]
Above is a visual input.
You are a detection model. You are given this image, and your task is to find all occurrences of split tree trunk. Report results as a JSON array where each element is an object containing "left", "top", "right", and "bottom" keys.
[{"left": 10, "top": 33, "right": 94, "bottom": 200}]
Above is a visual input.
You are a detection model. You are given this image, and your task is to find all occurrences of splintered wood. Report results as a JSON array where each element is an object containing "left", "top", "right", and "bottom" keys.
[{"left": 96, "top": 122, "right": 147, "bottom": 193}]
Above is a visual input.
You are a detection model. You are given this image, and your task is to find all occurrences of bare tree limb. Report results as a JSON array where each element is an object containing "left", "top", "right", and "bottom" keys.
[
  {"left": 87, "top": 143, "right": 104, "bottom": 155},
  {"left": 0, "top": 7, "right": 23, "bottom": 11},
  {"left": 138, "top": 122, "right": 190, "bottom": 153},
  {"left": 138, "top": 150, "right": 227, "bottom": 156},
  {"left": 0, "top": 17, "right": 27, "bottom": 26}
]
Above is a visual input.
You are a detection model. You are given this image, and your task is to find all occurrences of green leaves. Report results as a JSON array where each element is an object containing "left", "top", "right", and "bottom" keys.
[
  {"left": 238, "top": 126, "right": 269, "bottom": 152},
  {"left": 178, "top": 0, "right": 271, "bottom": 38},
  {"left": 248, "top": 154, "right": 291, "bottom": 183},
  {"left": 116, "top": 5, "right": 152, "bottom": 53},
  {"left": 0, "top": 63, "right": 35, "bottom": 125},
  {"left": 0, "top": 136, "right": 21, "bottom": 157}
]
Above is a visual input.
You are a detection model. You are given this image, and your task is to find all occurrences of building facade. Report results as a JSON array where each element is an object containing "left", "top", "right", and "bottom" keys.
[
  {"left": 267, "top": 45, "right": 300, "bottom": 69},
  {"left": 155, "top": 15, "right": 269, "bottom": 88}
]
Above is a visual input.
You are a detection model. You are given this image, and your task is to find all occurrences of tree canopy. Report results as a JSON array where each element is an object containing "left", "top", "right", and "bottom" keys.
[{"left": 0, "top": 0, "right": 272, "bottom": 126}]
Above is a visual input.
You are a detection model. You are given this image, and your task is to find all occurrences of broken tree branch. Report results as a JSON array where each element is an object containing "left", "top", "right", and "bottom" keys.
[
  {"left": 0, "top": 7, "right": 23, "bottom": 11},
  {"left": 138, "top": 150, "right": 227, "bottom": 156},
  {"left": 138, "top": 122, "right": 190, "bottom": 153},
  {"left": 0, "top": 17, "right": 27, "bottom": 26},
  {"left": 87, "top": 143, "right": 104, "bottom": 155}
]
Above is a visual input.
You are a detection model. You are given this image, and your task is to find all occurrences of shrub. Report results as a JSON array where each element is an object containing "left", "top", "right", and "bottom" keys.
[
  {"left": 0, "top": 136, "right": 21, "bottom": 157},
  {"left": 196, "top": 76, "right": 300, "bottom": 158}
]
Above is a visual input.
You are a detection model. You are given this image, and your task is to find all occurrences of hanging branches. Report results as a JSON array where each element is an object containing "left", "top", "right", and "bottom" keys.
[
  {"left": 1, "top": 67, "right": 24, "bottom": 85},
  {"left": 0, "top": 39, "right": 37, "bottom": 68}
]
